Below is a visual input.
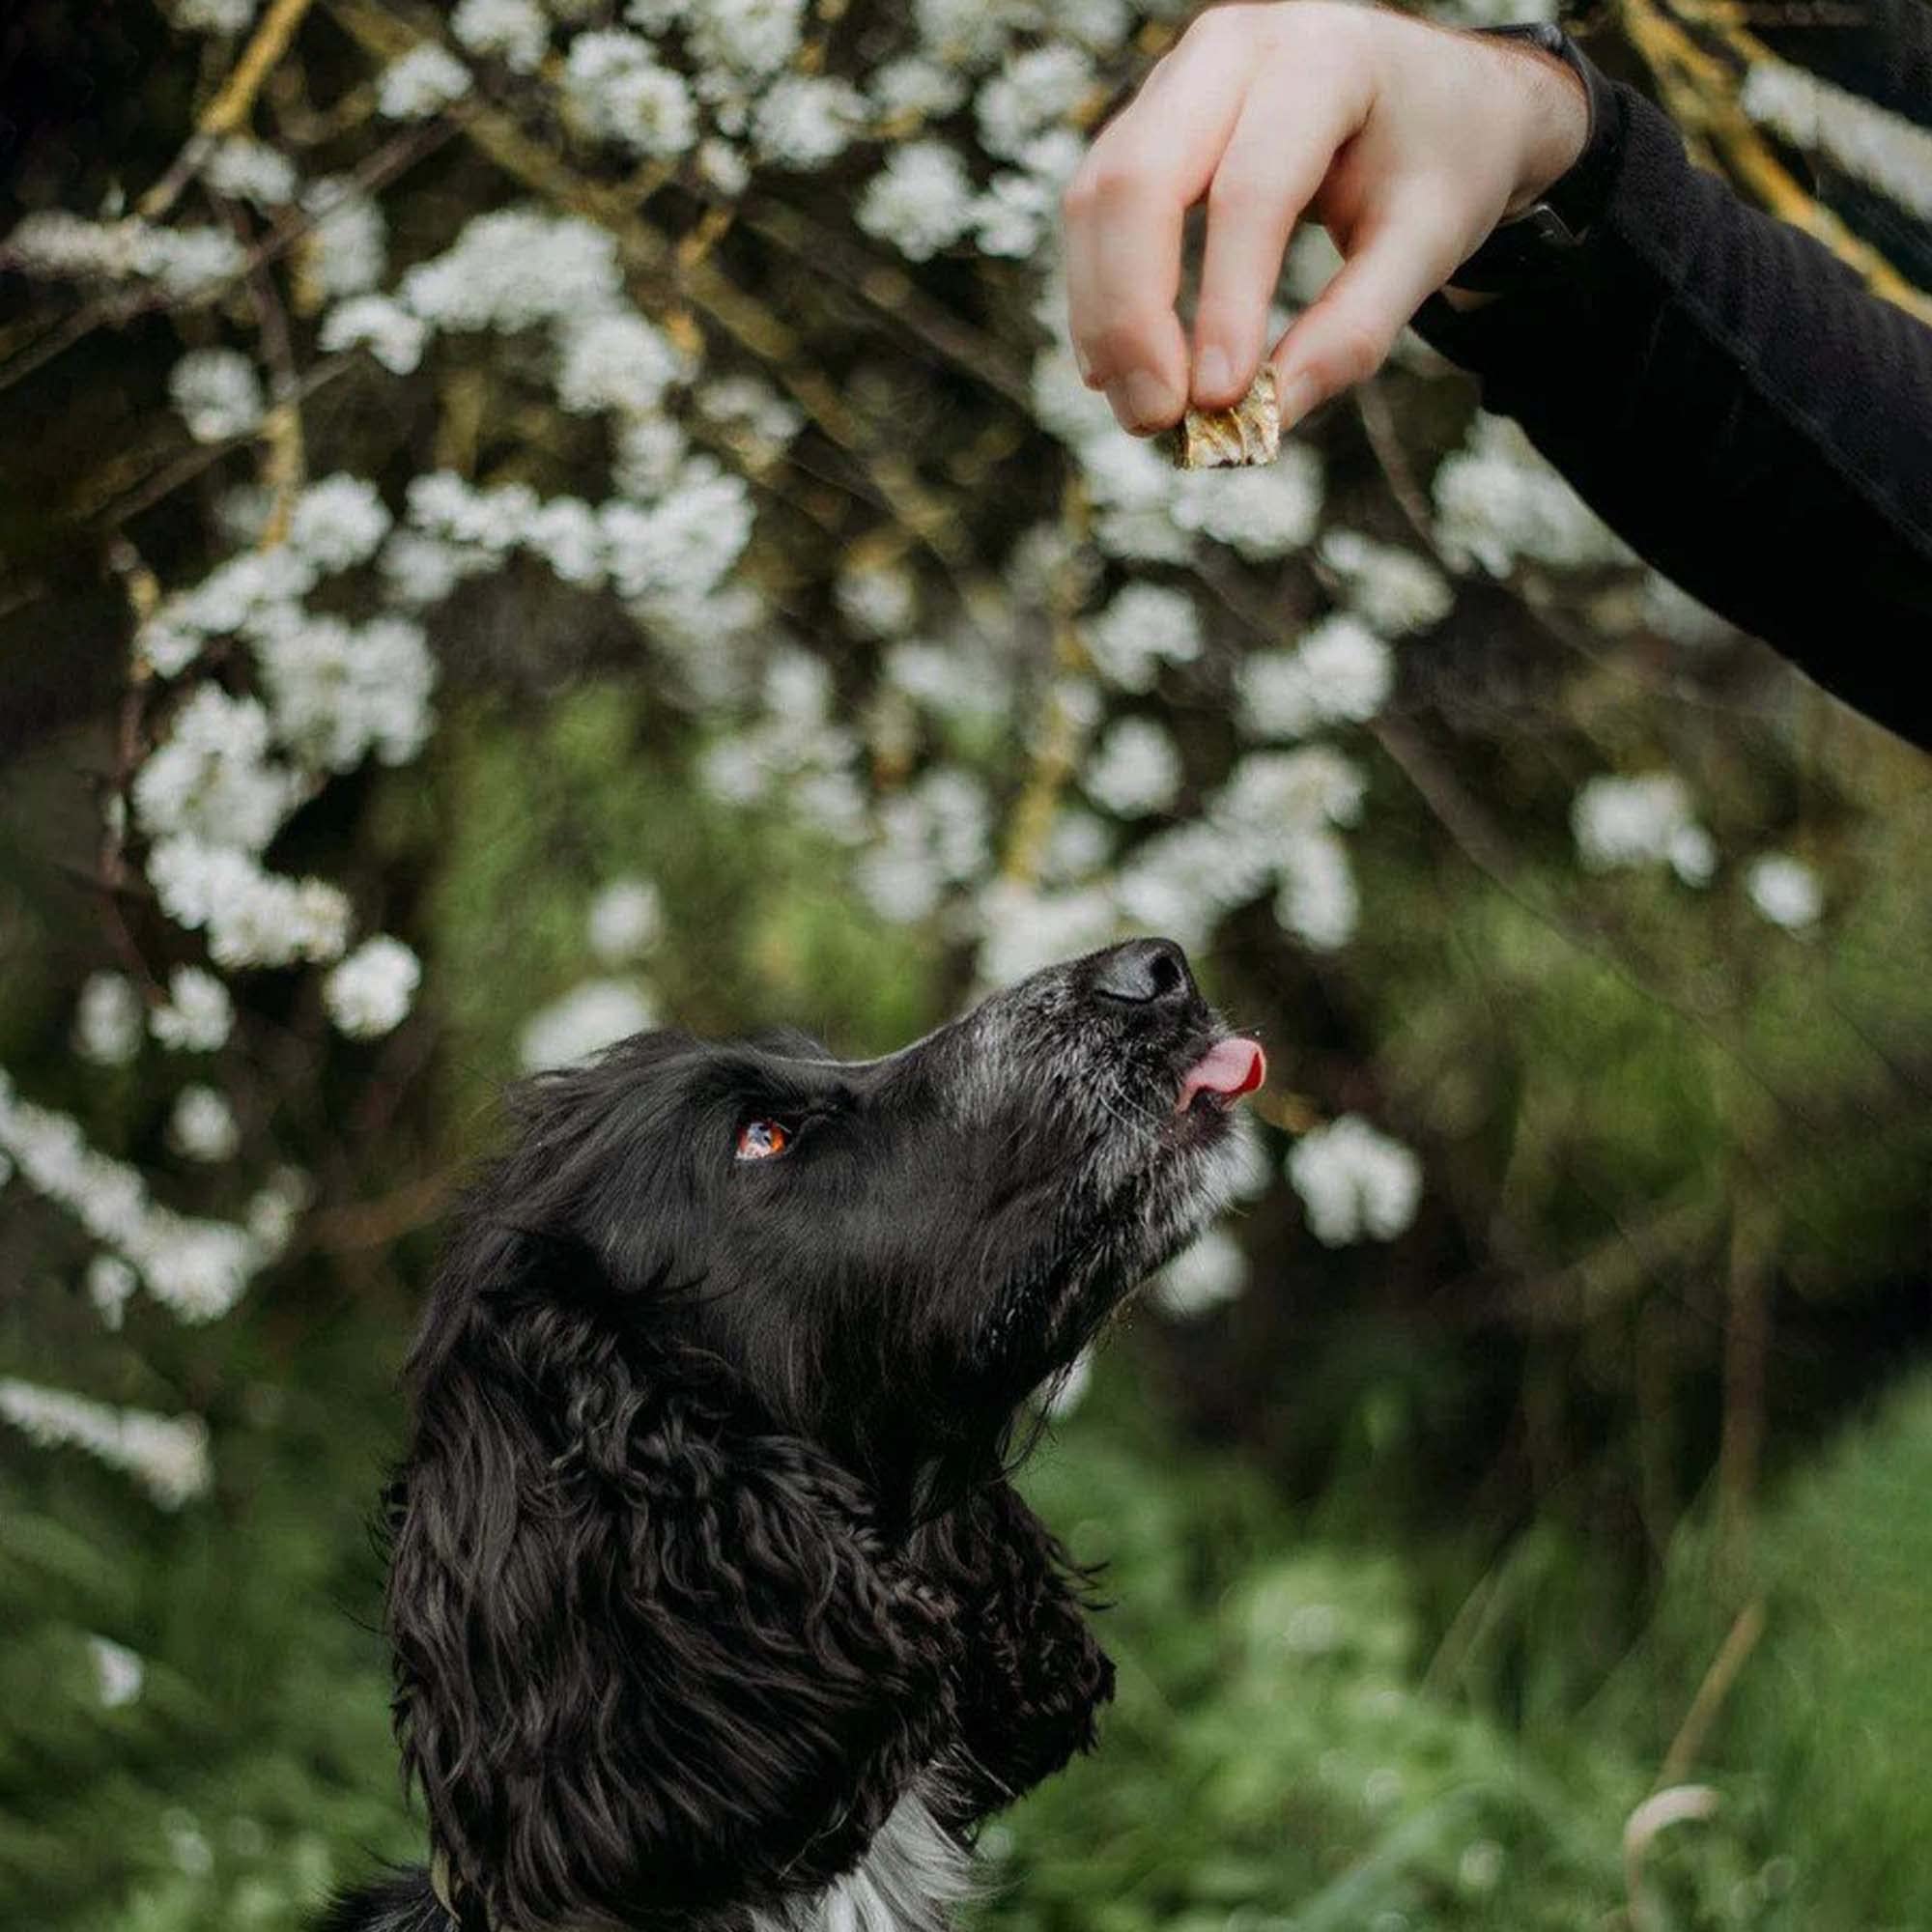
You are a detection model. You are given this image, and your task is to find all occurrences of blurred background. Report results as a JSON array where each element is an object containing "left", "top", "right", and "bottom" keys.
[{"left": 3, "top": 1, "right": 1930, "bottom": 1927}]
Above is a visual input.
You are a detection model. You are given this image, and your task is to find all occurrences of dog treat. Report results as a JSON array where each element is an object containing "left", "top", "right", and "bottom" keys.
[{"left": 1164, "top": 367, "right": 1280, "bottom": 469}]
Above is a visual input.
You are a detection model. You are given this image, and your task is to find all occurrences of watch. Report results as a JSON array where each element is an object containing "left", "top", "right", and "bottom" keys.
[{"left": 1447, "top": 23, "right": 1622, "bottom": 293}]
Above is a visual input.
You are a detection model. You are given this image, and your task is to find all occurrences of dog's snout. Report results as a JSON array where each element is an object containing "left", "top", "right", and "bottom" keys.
[{"left": 1090, "top": 938, "right": 1195, "bottom": 1009}]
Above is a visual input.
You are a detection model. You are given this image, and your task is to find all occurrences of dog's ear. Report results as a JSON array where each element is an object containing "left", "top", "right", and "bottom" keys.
[
  {"left": 386, "top": 1249, "right": 960, "bottom": 1932},
  {"left": 913, "top": 1479, "right": 1115, "bottom": 1827}
]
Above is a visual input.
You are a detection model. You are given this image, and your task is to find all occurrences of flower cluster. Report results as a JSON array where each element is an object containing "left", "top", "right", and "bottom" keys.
[{"left": 1287, "top": 1116, "right": 1424, "bottom": 1246}]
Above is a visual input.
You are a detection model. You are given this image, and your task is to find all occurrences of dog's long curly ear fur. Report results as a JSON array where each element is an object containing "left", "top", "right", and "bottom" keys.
[
  {"left": 386, "top": 1242, "right": 962, "bottom": 1932},
  {"left": 913, "top": 1480, "right": 1115, "bottom": 1828}
]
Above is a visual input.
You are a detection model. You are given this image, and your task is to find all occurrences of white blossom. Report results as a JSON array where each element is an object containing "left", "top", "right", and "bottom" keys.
[
  {"left": 856, "top": 768, "right": 990, "bottom": 922},
  {"left": 696, "top": 137, "right": 753, "bottom": 195},
  {"left": 555, "top": 310, "right": 684, "bottom": 415},
  {"left": 836, "top": 560, "right": 919, "bottom": 639},
  {"left": 1041, "top": 808, "right": 1113, "bottom": 886},
  {"left": 601, "top": 461, "right": 754, "bottom": 599},
  {"left": 402, "top": 210, "right": 622, "bottom": 332},
  {"left": 977, "top": 879, "right": 1118, "bottom": 985},
  {"left": 168, "top": 348, "right": 264, "bottom": 442},
  {"left": 1084, "top": 716, "right": 1181, "bottom": 817},
  {"left": 1435, "top": 412, "right": 1630, "bottom": 575},
  {"left": 298, "top": 180, "right": 387, "bottom": 299},
  {"left": 587, "top": 878, "right": 663, "bottom": 963},
  {"left": 324, "top": 936, "right": 422, "bottom": 1038},
  {"left": 147, "top": 838, "right": 351, "bottom": 968},
  {"left": 613, "top": 416, "right": 689, "bottom": 498},
  {"left": 255, "top": 611, "right": 436, "bottom": 771},
  {"left": 869, "top": 56, "right": 969, "bottom": 121},
  {"left": 562, "top": 32, "right": 698, "bottom": 156},
  {"left": 520, "top": 979, "right": 656, "bottom": 1070},
  {"left": 1288, "top": 1116, "right": 1422, "bottom": 1245},
  {"left": 0, "top": 1378, "right": 211, "bottom": 1509},
  {"left": 377, "top": 43, "right": 473, "bottom": 120},
  {"left": 167, "top": 1086, "right": 241, "bottom": 1164},
  {"left": 1081, "top": 582, "right": 1203, "bottom": 693},
  {"left": 87, "top": 1254, "right": 138, "bottom": 1330},
  {"left": 1273, "top": 831, "right": 1358, "bottom": 951},
  {"left": 973, "top": 172, "right": 1057, "bottom": 259},
  {"left": 382, "top": 530, "right": 493, "bottom": 606},
  {"left": 525, "top": 497, "right": 608, "bottom": 586},
  {"left": 167, "top": 0, "right": 256, "bottom": 30},
  {"left": 976, "top": 45, "right": 1093, "bottom": 161},
  {"left": 88, "top": 1635, "right": 146, "bottom": 1710},
  {"left": 1150, "top": 1226, "right": 1249, "bottom": 1319},
  {"left": 858, "top": 142, "right": 977, "bottom": 262},
  {"left": 685, "top": 0, "right": 807, "bottom": 74},
  {"left": 914, "top": 0, "right": 1013, "bottom": 63},
  {"left": 1219, "top": 747, "right": 1369, "bottom": 835},
  {"left": 320, "top": 294, "right": 429, "bottom": 374},
  {"left": 151, "top": 967, "right": 234, "bottom": 1053},
  {"left": 73, "top": 973, "right": 143, "bottom": 1067},
  {"left": 1743, "top": 57, "right": 1932, "bottom": 222},
  {"left": 288, "top": 472, "right": 392, "bottom": 572},
  {"left": 5, "top": 213, "right": 243, "bottom": 299},
  {"left": 451, "top": 0, "right": 550, "bottom": 71},
  {"left": 1238, "top": 615, "right": 1394, "bottom": 739},
  {"left": 1320, "top": 530, "right": 1455, "bottom": 638},
  {"left": 1746, "top": 853, "right": 1824, "bottom": 930},
  {"left": 1171, "top": 445, "right": 1325, "bottom": 559},
  {"left": 408, "top": 470, "right": 541, "bottom": 551},
  {"left": 204, "top": 137, "right": 298, "bottom": 208},
  {"left": 1571, "top": 773, "right": 1713, "bottom": 882},
  {"left": 752, "top": 75, "right": 867, "bottom": 170},
  {"left": 132, "top": 687, "right": 299, "bottom": 855},
  {"left": 245, "top": 1166, "right": 312, "bottom": 1259}
]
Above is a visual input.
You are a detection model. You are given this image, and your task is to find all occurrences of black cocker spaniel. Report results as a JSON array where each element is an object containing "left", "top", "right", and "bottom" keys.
[{"left": 320, "top": 938, "right": 1264, "bottom": 1932}]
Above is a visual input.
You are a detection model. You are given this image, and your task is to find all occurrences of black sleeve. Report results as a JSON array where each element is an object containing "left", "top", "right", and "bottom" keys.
[{"left": 1409, "top": 62, "right": 1932, "bottom": 751}]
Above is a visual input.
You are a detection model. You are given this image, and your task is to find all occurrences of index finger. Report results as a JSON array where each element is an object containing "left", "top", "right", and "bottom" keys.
[{"left": 1061, "top": 29, "right": 1252, "bottom": 431}]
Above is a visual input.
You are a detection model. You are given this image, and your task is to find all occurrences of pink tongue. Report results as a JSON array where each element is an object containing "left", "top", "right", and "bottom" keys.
[{"left": 1177, "top": 1037, "right": 1266, "bottom": 1112}]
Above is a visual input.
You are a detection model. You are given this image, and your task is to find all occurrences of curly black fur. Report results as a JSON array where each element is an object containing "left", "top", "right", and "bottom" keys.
[{"left": 320, "top": 940, "right": 1254, "bottom": 1932}]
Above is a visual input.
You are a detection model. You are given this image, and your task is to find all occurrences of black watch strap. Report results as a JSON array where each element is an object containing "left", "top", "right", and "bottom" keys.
[{"left": 1448, "top": 25, "right": 1622, "bottom": 293}]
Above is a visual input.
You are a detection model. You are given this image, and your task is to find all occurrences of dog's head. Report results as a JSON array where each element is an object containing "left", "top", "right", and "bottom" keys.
[{"left": 388, "top": 941, "right": 1259, "bottom": 1930}]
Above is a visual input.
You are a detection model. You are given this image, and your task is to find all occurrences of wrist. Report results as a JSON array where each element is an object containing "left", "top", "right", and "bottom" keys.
[{"left": 1494, "top": 42, "right": 1590, "bottom": 217}]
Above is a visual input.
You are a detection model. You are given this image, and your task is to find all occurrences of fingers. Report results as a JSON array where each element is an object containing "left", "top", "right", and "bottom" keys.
[
  {"left": 1267, "top": 194, "right": 1464, "bottom": 428},
  {"left": 1189, "top": 81, "right": 1365, "bottom": 411},
  {"left": 1062, "top": 27, "right": 1251, "bottom": 433}
]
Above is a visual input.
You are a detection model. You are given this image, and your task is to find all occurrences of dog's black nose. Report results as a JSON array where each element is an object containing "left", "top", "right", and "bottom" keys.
[{"left": 1091, "top": 938, "right": 1195, "bottom": 1008}]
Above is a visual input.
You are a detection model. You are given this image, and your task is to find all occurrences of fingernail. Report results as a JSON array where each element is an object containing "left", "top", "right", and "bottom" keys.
[
  {"left": 1195, "top": 346, "right": 1232, "bottom": 401},
  {"left": 1121, "top": 369, "right": 1177, "bottom": 431},
  {"left": 1275, "top": 369, "right": 1320, "bottom": 427},
  {"left": 1073, "top": 342, "right": 1096, "bottom": 384}
]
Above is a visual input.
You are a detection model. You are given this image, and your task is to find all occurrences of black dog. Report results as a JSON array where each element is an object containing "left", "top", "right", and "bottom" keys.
[{"left": 320, "top": 939, "right": 1264, "bottom": 1932}]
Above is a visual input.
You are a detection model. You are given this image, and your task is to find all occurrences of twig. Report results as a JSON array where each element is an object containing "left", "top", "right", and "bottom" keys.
[
  {"left": 322, "top": 0, "right": 975, "bottom": 571},
  {"left": 1657, "top": 1599, "right": 1766, "bottom": 1790},
  {"left": 223, "top": 198, "right": 308, "bottom": 542},
  {"left": 80, "top": 357, "right": 355, "bottom": 531},
  {"left": 1620, "top": 0, "right": 1932, "bottom": 325},
  {"left": 0, "top": 116, "right": 458, "bottom": 400}
]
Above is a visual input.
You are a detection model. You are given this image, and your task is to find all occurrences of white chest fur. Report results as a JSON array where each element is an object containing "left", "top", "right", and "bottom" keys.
[{"left": 756, "top": 1787, "right": 977, "bottom": 1932}]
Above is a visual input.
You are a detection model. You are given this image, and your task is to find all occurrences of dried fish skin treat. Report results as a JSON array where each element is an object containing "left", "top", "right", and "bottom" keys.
[{"left": 1163, "top": 367, "right": 1281, "bottom": 469}]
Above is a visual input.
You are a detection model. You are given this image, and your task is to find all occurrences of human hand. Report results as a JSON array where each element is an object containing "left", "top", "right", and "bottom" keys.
[{"left": 1061, "top": 2, "right": 1589, "bottom": 435}]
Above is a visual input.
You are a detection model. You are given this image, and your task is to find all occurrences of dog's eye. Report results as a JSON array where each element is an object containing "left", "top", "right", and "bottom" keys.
[{"left": 735, "top": 1118, "right": 792, "bottom": 1161}]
